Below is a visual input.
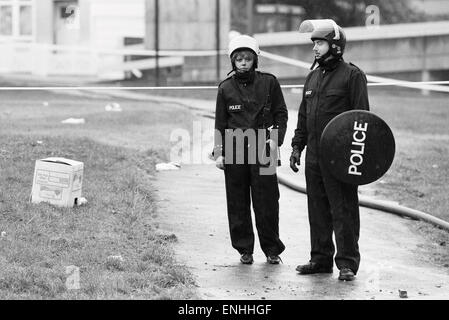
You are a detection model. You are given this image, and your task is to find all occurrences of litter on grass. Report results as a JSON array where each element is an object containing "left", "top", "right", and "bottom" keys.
[
  {"left": 156, "top": 162, "right": 181, "bottom": 171},
  {"left": 105, "top": 102, "right": 122, "bottom": 112},
  {"left": 31, "top": 157, "right": 84, "bottom": 208},
  {"left": 77, "top": 197, "right": 88, "bottom": 206},
  {"left": 61, "top": 118, "right": 85, "bottom": 124}
]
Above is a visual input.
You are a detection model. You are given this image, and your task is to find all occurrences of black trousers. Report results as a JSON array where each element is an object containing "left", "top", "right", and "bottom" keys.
[
  {"left": 305, "top": 160, "right": 361, "bottom": 273},
  {"left": 224, "top": 164, "right": 285, "bottom": 257}
]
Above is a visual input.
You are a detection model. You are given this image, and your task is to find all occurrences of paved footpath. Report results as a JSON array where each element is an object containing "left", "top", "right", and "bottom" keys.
[{"left": 155, "top": 162, "right": 449, "bottom": 300}]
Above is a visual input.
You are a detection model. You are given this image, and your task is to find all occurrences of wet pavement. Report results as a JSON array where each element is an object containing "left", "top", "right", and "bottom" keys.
[
  {"left": 152, "top": 105, "right": 449, "bottom": 300},
  {"left": 155, "top": 162, "right": 449, "bottom": 300}
]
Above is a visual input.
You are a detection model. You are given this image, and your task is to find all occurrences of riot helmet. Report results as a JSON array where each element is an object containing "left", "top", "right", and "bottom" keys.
[
  {"left": 228, "top": 34, "right": 260, "bottom": 70},
  {"left": 299, "top": 19, "right": 346, "bottom": 58}
]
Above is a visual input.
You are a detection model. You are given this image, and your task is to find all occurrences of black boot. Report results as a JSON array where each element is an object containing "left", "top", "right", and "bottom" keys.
[
  {"left": 338, "top": 268, "right": 355, "bottom": 281},
  {"left": 240, "top": 253, "right": 254, "bottom": 264},
  {"left": 296, "top": 262, "right": 333, "bottom": 274}
]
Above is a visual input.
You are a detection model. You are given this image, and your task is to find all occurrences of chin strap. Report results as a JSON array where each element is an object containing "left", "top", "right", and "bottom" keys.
[{"left": 311, "top": 49, "right": 333, "bottom": 70}]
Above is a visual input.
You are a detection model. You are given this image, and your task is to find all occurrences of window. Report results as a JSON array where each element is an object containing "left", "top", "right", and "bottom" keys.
[
  {"left": 0, "top": 5, "right": 12, "bottom": 36},
  {"left": 19, "top": 4, "right": 32, "bottom": 35},
  {"left": 0, "top": 0, "right": 34, "bottom": 39}
]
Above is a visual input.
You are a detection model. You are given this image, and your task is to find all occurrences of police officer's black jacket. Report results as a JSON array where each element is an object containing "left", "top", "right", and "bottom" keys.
[
  {"left": 214, "top": 70, "right": 288, "bottom": 158},
  {"left": 291, "top": 58, "right": 369, "bottom": 163}
]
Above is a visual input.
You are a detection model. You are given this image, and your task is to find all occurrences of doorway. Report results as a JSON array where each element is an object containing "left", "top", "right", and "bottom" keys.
[{"left": 53, "top": 0, "right": 80, "bottom": 45}]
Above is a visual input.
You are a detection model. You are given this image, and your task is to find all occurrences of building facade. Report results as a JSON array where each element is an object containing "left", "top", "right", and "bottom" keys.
[
  {"left": 144, "top": 0, "right": 231, "bottom": 83},
  {"left": 0, "top": 0, "right": 232, "bottom": 82},
  {"left": 0, "top": 0, "right": 146, "bottom": 79}
]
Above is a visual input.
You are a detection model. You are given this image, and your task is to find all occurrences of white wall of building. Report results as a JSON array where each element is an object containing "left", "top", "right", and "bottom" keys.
[
  {"left": 89, "top": 0, "right": 145, "bottom": 50},
  {"left": 145, "top": 0, "right": 231, "bottom": 82},
  {"left": 0, "top": 0, "right": 146, "bottom": 78},
  {"left": 88, "top": 0, "right": 146, "bottom": 79},
  {"left": 145, "top": 0, "right": 230, "bottom": 50}
]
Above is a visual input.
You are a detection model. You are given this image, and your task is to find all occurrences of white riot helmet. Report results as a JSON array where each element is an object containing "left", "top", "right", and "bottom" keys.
[
  {"left": 299, "top": 19, "right": 346, "bottom": 57},
  {"left": 299, "top": 19, "right": 346, "bottom": 69},
  {"left": 228, "top": 34, "right": 260, "bottom": 71},
  {"left": 228, "top": 34, "right": 260, "bottom": 57}
]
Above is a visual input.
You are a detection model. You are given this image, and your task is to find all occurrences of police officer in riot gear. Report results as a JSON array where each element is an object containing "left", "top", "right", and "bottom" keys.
[
  {"left": 290, "top": 20, "right": 369, "bottom": 281},
  {"left": 214, "top": 34, "right": 288, "bottom": 265}
]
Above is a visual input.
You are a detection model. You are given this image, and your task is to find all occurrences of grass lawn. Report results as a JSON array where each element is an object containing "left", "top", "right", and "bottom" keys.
[
  {"left": 366, "top": 87, "right": 449, "bottom": 219},
  {"left": 0, "top": 92, "right": 198, "bottom": 299}
]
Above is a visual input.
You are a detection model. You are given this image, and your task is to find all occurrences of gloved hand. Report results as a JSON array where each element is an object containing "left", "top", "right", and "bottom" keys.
[
  {"left": 216, "top": 156, "right": 225, "bottom": 170},
  {"left": 289, "top": 146, "right": 301, "bottom": 173}
]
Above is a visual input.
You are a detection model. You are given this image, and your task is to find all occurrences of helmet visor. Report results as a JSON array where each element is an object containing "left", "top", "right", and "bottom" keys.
[{"left": 299, "top": 19, "right": 341, "bottom": 40}]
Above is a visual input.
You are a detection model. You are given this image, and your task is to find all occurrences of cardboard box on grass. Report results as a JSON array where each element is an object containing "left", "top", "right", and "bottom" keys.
[{"left": 31, "top": 157, "right": 84, "bottom": 208}]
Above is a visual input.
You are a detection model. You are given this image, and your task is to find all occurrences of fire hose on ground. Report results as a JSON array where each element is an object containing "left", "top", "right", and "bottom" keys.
[{"left": 277, "top": 173, "right": 449, "bottom": 232}]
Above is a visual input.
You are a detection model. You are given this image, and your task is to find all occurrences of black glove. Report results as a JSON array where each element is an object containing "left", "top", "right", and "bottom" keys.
[{"left": 289, "top": 146, "right": 301, "bottom": 173}]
